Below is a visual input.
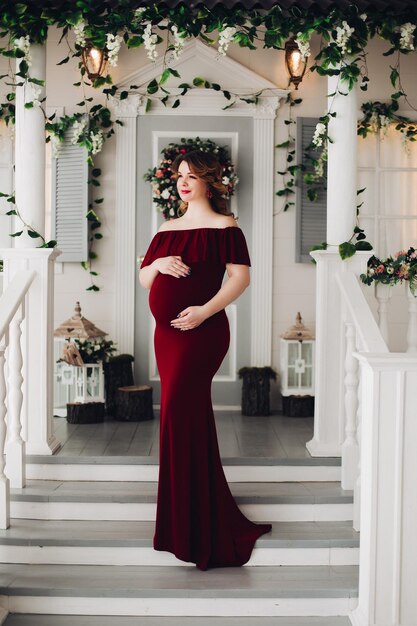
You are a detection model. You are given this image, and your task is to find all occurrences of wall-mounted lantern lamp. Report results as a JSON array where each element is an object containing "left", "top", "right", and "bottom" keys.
[
  {"left": 285, "top": 37, "right": 307, "bottom": 90},
  {"left": 81, "top": 41, "right": 108, "bottom": 80}
]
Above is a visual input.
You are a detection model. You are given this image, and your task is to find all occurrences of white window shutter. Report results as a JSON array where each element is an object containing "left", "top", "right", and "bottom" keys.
[
  {"left": 51, "top": 129, "right": 89, "bottom": 262},
  {"left": 295, "top": 117, "right": 327, "bottom": 263}
]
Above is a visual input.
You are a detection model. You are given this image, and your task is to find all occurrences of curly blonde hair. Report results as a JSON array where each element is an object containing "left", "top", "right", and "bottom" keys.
[{"left": 171, "top": 150, "right": 235, "bottom": 217}]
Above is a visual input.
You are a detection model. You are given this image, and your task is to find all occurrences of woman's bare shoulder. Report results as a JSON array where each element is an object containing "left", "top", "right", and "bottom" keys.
[
  {"left": 157, "top": 220, "right": 179, "bottom": 233},
  {"left": 216, "top": 214, "right": 240, "bottom": 229}
]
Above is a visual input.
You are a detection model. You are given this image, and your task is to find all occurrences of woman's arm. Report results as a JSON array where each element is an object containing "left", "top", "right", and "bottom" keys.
[
  {"left": 138, "top": 262, "right": 160, "bottom": 289},
  {"left": 139, "top": 256, "right": 191, "bottom": 289},
  {"left": 170, "top": 264, "right": 250, "bottom": 330}
]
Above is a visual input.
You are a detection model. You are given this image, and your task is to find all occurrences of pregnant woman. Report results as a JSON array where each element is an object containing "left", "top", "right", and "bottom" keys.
[{"left": 139, "top": 149, "right": 271, "bottom": 570}]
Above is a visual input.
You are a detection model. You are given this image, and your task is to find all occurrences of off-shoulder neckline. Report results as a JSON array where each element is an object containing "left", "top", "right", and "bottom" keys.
[{"left": 155, "top": 226, "right": 240, "bottom": 235}]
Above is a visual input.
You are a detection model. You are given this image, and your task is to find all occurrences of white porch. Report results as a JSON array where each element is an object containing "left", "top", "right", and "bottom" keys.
[{"left": 1, "top": 8, "right": 417, "bottom": 626}]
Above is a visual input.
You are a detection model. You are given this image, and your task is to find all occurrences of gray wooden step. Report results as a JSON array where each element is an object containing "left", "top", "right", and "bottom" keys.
[
  {"left": 2, "top": 614, "right": 354, "bottom": 625},
  {"left": 0, "top": 563, "right": 359, "bottom": 616},
  {"left": 0, "top": 519, "right": 359, "bottom": 567},
  {"left": 26, "top": 455, "right": 341, "bottom": 483},
  {"left": 9, "top": 480, "right": 353, "bottom": 522}
]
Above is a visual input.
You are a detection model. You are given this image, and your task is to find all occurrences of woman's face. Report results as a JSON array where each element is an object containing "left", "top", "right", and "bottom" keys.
[{"left": 176, "top": 160, "right": 207, "bottom": 203}]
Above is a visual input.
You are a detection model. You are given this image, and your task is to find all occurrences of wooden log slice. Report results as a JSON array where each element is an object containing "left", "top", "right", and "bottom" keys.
[
  {"left": 116, "top": 385, "right": 154, "bottom": 421},
  {"left": 66, "top": 402, "right": 105, "bottom": 424}
]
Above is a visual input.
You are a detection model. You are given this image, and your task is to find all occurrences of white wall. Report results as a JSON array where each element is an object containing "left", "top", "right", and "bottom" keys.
[{"left": 2, "top": 30, "right": 417, "bottom": 408}]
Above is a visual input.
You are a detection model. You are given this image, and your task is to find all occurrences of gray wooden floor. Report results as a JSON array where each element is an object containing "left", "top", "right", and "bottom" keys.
[{"left": 53, "top": 412, "right": 315, "bottom": 459}]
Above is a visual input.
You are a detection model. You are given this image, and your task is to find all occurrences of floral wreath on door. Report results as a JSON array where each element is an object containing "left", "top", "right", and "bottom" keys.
[{"left": 144, "top": 137, "right": 239, "bottom": 220}]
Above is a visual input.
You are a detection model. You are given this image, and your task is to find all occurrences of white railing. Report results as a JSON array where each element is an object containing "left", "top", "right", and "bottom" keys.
[
  {"left": 336, "top": 271, "right": 388, "bottom": 528},
  {"left": 337, "top": 270, "right": 417, "bottom": 626},
  {"left": 0, "top": 269, "right": 35, "bottom": 529}
]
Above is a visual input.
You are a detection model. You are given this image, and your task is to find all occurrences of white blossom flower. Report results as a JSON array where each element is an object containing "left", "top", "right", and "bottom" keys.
[
  {"left": 368, "top": 111, "right": 391, "bottom": 137},
  {"left": 401, "top": 130, "right": 412, "bottom": 155},
  {"left": 161, "top": 188, "right": 171, "bottom": 199},
  {"left": 71, "top": 118, "right": 88, "bottom": 145},
  {"left": 169, "top": 208, "right": 175, "bottom": 216},
  {"left": 399, "top": 22, "right": 416, "bottom": 51},
  {"left": 106, "top": 33, "right": 123, "bottom": 67},
  {"left": 222, "top": 176, "right": 230, "bottom": 185},
  {"left": 14, "top": 35, "right": 32, "bottom": 67},
  {"left": 312, "top": 122, "right": 327, "bottom": 148},
  {"left": 90, "top": 129, "right": 104, "bottom": 155},
  {"left": 369, "top": 111, "right": 379, "bottom": 133},
  {"left": 143, "top": 23, "right": 158, "bottom": 61},
  {"left": 294, "top": 33, "right": 311, "bottom": 60},
  {"left": 217, "top": 26, "right": 237, "bottom": 57},
  {"left": 379, "top": 114, "right": 390, "bottom": 136},
  {"left": 132, "top": 7, "right": 146, "bottom": 28},
  {"left": 30, "top": 84, "right": 42, "bottom": 107},
  {"left": 314, "top": 154, "right": 326, "bottom": 178},
  {"left": 74, "top": 20, "right": 87, "bottom": 48},
  {"left": 335, "top": 21, "right": 355, "bottom": 56},
  {"left": 50, "top": 134, "right": 61, "bottom": 158},
  {"left": 360, "top": 14, "right": 367, "bottom": 21},
  {"left": 170, "top": 24, "right": 186, "bottom": 60},
  {"left": 387, "top": 267, "right": 394, "bottom": 274}
]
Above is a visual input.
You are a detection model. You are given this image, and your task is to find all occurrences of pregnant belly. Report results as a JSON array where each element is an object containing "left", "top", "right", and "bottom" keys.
[{"left": 149, "top": 266, "right": 222, "bottom": 324}]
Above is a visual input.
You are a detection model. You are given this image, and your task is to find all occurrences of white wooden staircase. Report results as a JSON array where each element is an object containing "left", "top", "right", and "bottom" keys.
[
  {"left": 1, "top": 454, "right": 358, "bottom": 625},
  {"left": 1, "top": 253, "right": 417, "bottom": 626}
]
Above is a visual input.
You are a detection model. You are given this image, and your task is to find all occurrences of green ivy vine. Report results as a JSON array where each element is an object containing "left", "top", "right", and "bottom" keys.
[{"left": 0, "top": 1, "right": 417, "bottom": 279}]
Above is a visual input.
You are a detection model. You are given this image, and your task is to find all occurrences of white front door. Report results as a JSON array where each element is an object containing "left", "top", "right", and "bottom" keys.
[{"left": 135, "top": 115, "right": 254, "bottom": 409}]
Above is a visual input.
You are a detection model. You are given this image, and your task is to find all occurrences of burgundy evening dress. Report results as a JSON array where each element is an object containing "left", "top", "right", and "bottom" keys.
[{"left": 140, "top": 226, "right": 272, "bottom": 570}]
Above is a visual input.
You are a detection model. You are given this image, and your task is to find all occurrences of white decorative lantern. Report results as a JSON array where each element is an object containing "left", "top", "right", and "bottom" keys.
[
  {"left": 280, "top": 312, "right": 315, "bottom": 416},
  {"left": 74, "top": 362, "right": 104, "bottom": 403},
  {"left": 53, "top": 301, "right": 107, "bottom": 409}
]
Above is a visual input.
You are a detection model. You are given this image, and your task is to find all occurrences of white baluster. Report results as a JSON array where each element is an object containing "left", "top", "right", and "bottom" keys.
[
  {"left": 0, "top": 337, "right": 10, "bottom": 529},
  {"left": 375, "top": 281, "right": 392, "bottom": 346},
  {"left": 406, "top": 283, "right": 417, "bottom": 353},
  {"left": 353, "top": 362, "right": 362, "bottom": 532},
  {"left": 5, "top": 312, "right": 26, "bottom": 489},
  {"left": 341, "top": 322, "right": 359, "bottom": 490}
]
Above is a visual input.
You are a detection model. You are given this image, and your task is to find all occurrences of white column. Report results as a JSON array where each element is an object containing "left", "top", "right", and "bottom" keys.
[
  {"left": 14, "top": 44, "right": 46, "bottom": 247},
  {"left": 112, "top": 95, "right": 142, "bottom": 355},
  {"left": 0, "top": 248, "right": 61, "bottom": 455},
  {"left": 350, "top": 353, "right": 417, "bottom": 626},
  {"left": 251, "top": 97, "right": 280, "bottom": 366},
  {"left": 326, "top": 73, "right": 357, "bottom": 246},
  {"left": 307, "top": 73, "right": 364, "bottom": 457}
]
